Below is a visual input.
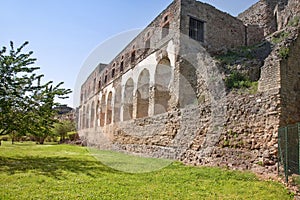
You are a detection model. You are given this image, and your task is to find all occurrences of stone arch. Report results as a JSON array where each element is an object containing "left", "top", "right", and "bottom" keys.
[
  {"left": 79, "top": 109, "right": 83, "bottom": 130},
  {"left": 123, "top": 78, "right": 134, "bottom": 121},
  {"left": 86, "top": 104, "right": 90, "bottom": 129},
  {"left": 136, "top": 69, "right": 150, "bottom": 118},
  {"left": 95, "top": 100, "right": 100, "bottom": 127},
  {"left": 82, "top": 106, "right": 86, "bottom": 129},
  {"left": 106, "top": 92, "right": 113, "bottom": 125},
  {"left": 100, "top": 94, "right": 106, "bottom": 127},
  {"left": 90, "top": 101, "right": 95, "bottom": 128},
  {"left": 154, "top": 57, "right": 172, "bottom": 115},
  {"left": 114, "top": 85, "right": 122, "bottom": 123}
]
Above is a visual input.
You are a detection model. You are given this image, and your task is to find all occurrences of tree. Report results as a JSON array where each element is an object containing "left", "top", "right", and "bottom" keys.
[
  {"left": 52, "top": 120, "right": 76, "bottom": 143},
  {"left": 0, "top": 41, "right": 71, "bottom": 143}
]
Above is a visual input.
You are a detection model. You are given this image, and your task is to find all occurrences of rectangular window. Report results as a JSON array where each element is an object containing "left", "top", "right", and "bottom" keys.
[
  {"left": 131, "top": 51, "right": 136, "bottom": 63},
  {"left": 120, "top": 61, "right": 124, "bottom": 72},
  {"left": 189, "top": 17, "right": 204, "bottom": 42}
]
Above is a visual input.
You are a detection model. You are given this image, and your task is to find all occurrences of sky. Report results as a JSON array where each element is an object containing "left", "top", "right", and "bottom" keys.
[{"left": 0, "top": 0, "right": 259, "bottom": 108}]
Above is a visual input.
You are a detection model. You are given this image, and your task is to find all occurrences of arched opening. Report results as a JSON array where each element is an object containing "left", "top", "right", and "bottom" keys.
[
  {"left": 136, "top": 69, "right": 150, "bottom": 118},
  {"left": 90, "top": 101, "right": 95, "bottom": 128},
  {"left": 82, "top": 106, "right": 86, "bottom": 129},
  {"left": 123, "top": 78, "right": 134, "bottom": 121},
  {"left": 154, "top": 57, "right": 172, "bottom": 115},
  {"left": 100, "top": 94, "right": 106, "bottom": 127},
  {"left": 79, "top": 110, "right": 82, "bottom": 130},
  {"left": 114, "top": 86, "right": 122, "bottom": 123},
  {"left": 106, "top": 92, "right": 113, "bottom": 125},
  {"left": 96, "top": 100, "right": 100, "bottom": 127},
  {"left": 86, "top": 104, "right": 90, "bottom": 129}
]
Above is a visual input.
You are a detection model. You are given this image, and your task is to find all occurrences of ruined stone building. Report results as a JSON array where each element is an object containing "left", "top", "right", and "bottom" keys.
[{"left": 78, "top": 0, "right": 300, "bottom": 175}]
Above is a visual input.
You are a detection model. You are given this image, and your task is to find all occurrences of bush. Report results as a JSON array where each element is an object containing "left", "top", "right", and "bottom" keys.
[
  {"left": 68, "top": 132, "right": 79, "bottom": 141},
  {"left": 225, "top": 71, "right": 249, "bottom": 89},
  {"left": 0, "top": 136, "right": 9, "bottom": 141},
  {"left": 279, "top": 47, "right": 289, "bottom": 59},
  {"left": 288, "top": 16, "right": 300, "bottom": 27},
  {"left": 271, "top": 31, "right": 290, "bottom": 44},
  {"left": 225, "top": 71, "right": 258, "bottom": 93}
]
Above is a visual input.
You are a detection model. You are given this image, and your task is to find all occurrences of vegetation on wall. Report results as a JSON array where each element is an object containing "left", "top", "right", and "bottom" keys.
[
  {"left": 215, "top": 45, "right": 262, "bottom": 94},
  {"left": 225, "top": 71, "right": 258, "bottom": 93},
  {"left": 271, "top": 31, "right": 290, "bottom": 44}
]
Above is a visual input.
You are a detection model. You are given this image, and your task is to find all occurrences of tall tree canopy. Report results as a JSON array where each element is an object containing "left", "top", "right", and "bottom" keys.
[{"left": 0, "top": 41, "right": 71, "bottom": 142}]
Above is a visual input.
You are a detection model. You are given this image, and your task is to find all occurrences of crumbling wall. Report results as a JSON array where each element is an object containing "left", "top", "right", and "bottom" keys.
[
  {"left": 238, "top": 0, "right": 279, "bottom": 36},
  {"left": 238, "top": 0, "right": 299, "bottom": 36},
  {"left": 280, "top": 31, "right": 300, "bottom": 125}
]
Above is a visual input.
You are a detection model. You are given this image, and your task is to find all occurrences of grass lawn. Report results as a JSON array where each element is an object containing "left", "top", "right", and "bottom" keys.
[{"left": 0, "top": 142, "right": 294, "bottom": 200}]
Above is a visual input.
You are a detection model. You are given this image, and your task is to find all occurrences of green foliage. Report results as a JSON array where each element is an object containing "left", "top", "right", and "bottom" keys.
[
  {"left": 216, "top": 46, "right": 254, "bottom": 65},
  {"left": 0, "top": 41, "right": 71, "bottom": 143},
  {"left": 225, "top": 71, "right": 258, "bottom": 93},
  {"left": 225, "top": 71, "right": 250, "bottom": 88},
  {"left": 271, "top": 31, "right": 290, "bottom": 44},
  {"left": 0, "top": 142, "right": 294, "bottom": 199},
  {"left": 52, "top": 120, "right": 76, "bottom": 142},
  {"left": 292, "top": 175, "right": 300, "bottom": 190},
  {"left": 288, "top": 16, "right": 300, "bottom": 27},
  {"left": 279, "top": 47, "right": 290, "bottom": 59}
]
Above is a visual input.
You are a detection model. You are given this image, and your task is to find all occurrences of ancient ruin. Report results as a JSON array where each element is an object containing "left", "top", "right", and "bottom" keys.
[{"left": 78, "top": 0, "right": 300, "bottom": 175}]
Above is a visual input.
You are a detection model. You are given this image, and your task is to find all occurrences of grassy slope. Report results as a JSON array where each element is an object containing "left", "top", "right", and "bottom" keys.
[{"left": 0, "top": 142, "right": 293, "bottom": 200}]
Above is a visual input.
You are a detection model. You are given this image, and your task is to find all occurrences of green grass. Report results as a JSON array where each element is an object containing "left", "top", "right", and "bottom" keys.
[
  {"left": 0, "top": 142, "right": 294, "bottom": 199},
  {"left": 88, "top": 148, "right": 173, "bottom": 173}
]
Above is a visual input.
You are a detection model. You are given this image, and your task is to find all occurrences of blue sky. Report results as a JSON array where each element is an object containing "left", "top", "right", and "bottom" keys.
[{"left": 0, "top": 0, "right": 259, "bottom": 107}]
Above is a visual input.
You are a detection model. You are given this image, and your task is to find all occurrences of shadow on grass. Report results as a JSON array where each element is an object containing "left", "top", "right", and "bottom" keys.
[{"left": 0, "top": 156, "right": 119, "bottom": 179}]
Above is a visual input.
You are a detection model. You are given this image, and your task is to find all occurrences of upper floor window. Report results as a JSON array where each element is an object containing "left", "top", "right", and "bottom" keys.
[
  {"left": 145, "top": 38, "right": 150, "bottom": 51},
  {"left": 189, "top": 17, "right": 204, "bottom": 42},
  {"left": 131, "top": 50, "right": 136, "bottom": 63},
  {"left": 112, "top": 68, "right": 115, "bottom": 78},
  {"left": 164, "top": 15, "right": 168, "bottom": 23},
  {"left": 93, "top": 78, "right": 96, "bottom": 92},
  {"left": 162, "top": 23, "right": 170, "bottom": 39},
  {"left": 120, "top": 61, "right": 124, "bottom": 72},
  {"left": 98, "top": 80, "right": 102, "bottom": 90}
]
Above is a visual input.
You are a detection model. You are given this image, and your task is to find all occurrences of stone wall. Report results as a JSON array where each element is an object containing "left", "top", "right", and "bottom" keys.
[
  {"left": 238, "top": 0, "right": 299, "bottom": 36},
  {"left": 238, "top": 0, "right": 279, "bottom": 36},
  {"left": 78, "top": 0, "right": 300, "bottom": 177},
  {"left": 180, "top": 0, "right": 246, "bottom": 53},
  {"left": 280, "top": 30, "right": 300, "bottom": 125},
  {"left": 181, "top": 92, "right": 280, "bottom": 175}
]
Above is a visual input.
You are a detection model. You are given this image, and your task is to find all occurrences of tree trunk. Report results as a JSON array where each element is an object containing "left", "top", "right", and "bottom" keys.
[{"left": 39, "top": 137, "right": 45, "bottom": 144}]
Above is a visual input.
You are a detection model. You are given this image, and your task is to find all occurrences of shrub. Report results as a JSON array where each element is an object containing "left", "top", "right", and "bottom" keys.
[
  {"left": 225, "top": 71, "right": 250, "bottom": 89},
  {"left": 279, "top": 47, "right": 289, "bottom": 59},
  {"left": 288, "top": 16, "right": 300, "bottom": 27},
  {"left": 225, "top": 71, "right": 258, "bottom": 94},
  {"left": 271, "top": 31, "right": 290, "bottom": 44}
]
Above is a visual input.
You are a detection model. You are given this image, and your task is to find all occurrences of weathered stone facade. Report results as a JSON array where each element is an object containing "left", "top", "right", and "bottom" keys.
[{"left": 78, "top": 0, "right": 300, "bottom": 176}]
